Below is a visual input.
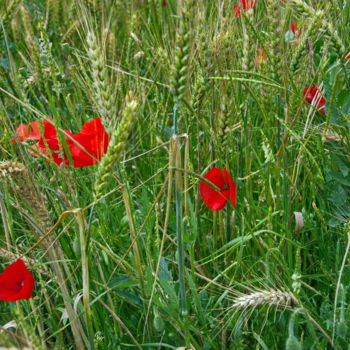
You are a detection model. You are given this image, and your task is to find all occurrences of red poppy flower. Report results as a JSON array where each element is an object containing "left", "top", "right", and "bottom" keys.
[
  {"left": 234, "top": 0, "right": 256, "bottom": 18},
  {"left": 10, "top": 120, "right": 42, "bottom": 144},
  {"left": 67, "top": 118, "right": 109, "bottom": 168},
  {"left": 200, "top": 168, "right": 237, "bottom": 211},
  {"left": 291, "top": 22, "right": 302, "bottom": 39},
  {"left": 285, "top": 22, "right": 302, "bottom": 43},
  {"left": 11, "top": 119, "right": 58, "bottom": 148},
  {"left": 11, "top": 117, "right": 109, "bottom": 168},
  {"left": 255, "top": 46, "right": 268, "bottom": 65},
  {"left": 291, "top": 22, "right": 298, "bottom": 34},
  {"left": 346, "top": 52, "right": 350, "bottom": 59},
  {"left": 303, "top": 85, "right": 326, "bottom": 115},
  {"left": 0, "top": 259, "right": 35, "bottom": 302}
]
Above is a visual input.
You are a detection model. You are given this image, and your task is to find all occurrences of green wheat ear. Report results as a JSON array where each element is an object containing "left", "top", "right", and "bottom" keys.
[
  {"left": 0, "top": 161, "right": 52, "bottom": 233},
  {"left": 86, "top": 30, "right": 117, "bottom": 126},
  {"left": 289, "top": 0, "right": 345, "bottom": 61},
  {"left": 266, "top": 0, "right": 284, "bottom": 81},
  {"left": 94, "top": 92, "right": 139, "bottom": 199},
  {"left": 48, "top": 0, "right": 61, "bottom": 33},
  {"left": 171, "top": 0, "right": 195, "bottom": 106},
  {"left": 291, "top": 11, "right": 323, "bottom": 74},
  {"left": 20, "top": 5, "right": 44, "bottom": 83}
]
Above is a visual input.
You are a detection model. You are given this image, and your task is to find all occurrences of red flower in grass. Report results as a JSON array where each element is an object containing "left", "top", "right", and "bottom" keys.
[
  {"left": 303, "top": 85, "right": 326, "bottom": 115},
  {"left": 234, "top": 0, "right": 256, "bottom": 18},
  {"left": 67, "top": 118, "right": 109, "bottom": 168},
  {"left": 285, "top": 22, "right": 302, "bottom": 43},
  {"left": 255, "top": 46, "right": 268, "bottom": 65},
  {"left": 291, "top": 22, "right": 298, "bottom": 35},
  {"left": 0, "top": 259, "right": 35, "bottom": 302},
  {"left": 346, "top": 52, "right": 350, "bottom": 59},
  {"left": 291, "top": 22, "right": 302, "bottom": 39},
  {"left": 200, "top": 168, "right": 237, "bottom": 211},
  {"left": 10, "top": 120, "right": 42, "bottom": 143},
  {"left": 11, "top": 117, "right": 109, "bottom": 168}
]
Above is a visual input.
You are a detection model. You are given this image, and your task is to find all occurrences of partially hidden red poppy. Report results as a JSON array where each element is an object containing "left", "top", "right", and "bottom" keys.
[
  {"left": 285, "top": 22, "right": 302, "bottom": 43},
  {"left": 0, "top": 259, "right": 35, "bottom": 302},
  {"left": 291, "top": 22, "right": 302, "bottom": 39},
  {"left": 10, "top": 120, "right": 42, "bottom": 143},
  {"left": 303, "top": 85, "right": 326, "bottom": 115},
  {"left": 67, "top": 118, "right": 109, "bottom": 168},
  {"left": 234, "top": 0, "right": 256, "bottom": 18},
  {"left": 200, "top": 168, "right": 237, "bottom": 211},
  {"left": 291, "top": 22, "right": 298, "bottom": 34},
  {"left": 255, "top": 46, "right": 268, "bottom": 65},
  {"left": 346, "top": 52, "right": 350, "bottom": 59},
  {"left": 11, "top": 117, "right": 109, "bottom": 168}
]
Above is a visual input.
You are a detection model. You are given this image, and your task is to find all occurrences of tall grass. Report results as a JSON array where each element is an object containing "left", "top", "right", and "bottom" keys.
[{"left": 0, "top": 0, "right": 350, "bottom": 349}]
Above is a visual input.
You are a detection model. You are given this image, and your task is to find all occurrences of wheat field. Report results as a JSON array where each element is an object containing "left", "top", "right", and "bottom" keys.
[{"left": 0, "top": 0, "right": 350, "bottom": 349}]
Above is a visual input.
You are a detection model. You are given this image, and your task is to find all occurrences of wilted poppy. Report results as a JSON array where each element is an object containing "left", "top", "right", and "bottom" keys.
[
  {"left": 0, "top": 259, "right": 35, "bottom": 302},
  {"left": 200, "top": 167, "right": 237, "bottom": 211},
  {"left": 11, "top": 117, "right": 109, "bottom": 168},
  {"left": 303, "top": 85, "right": 326, "bottom": 115},
  {"left": 234, "top": 0, "right": 256, "bottom": 18}
]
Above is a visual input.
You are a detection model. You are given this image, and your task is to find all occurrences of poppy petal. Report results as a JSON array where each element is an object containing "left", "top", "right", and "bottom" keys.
[
  {"left": 200, "top": 168, "right": 236, "bottom": 211},
  {"left": 10, "top": 121, "right": 42, "bottom": 144},
  {"left": 234, "top": 3, "right": 242, "bottom": 17},
  {"left": 0, "top": 259, "right": 35, "bottom": 302},
  {"left": 234, "top": 0, "right": 255, "bottom": 17},
  {"left": 224, "top": 170, "right": 237, "bottom": 207},
  {"left": 67, "top": 118, "right": 109, "bottom": 168},
  {"left": 303, "top": 85, "right": 326, "bottom": 115},
  {"left": 291, "top": 22, "right": 298, "bottom": 34}
]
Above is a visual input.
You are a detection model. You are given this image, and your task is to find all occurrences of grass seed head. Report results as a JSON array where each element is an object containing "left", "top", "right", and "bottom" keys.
[
  {"left": 86, "top": 31, "right": 116, "bottom": 124},
  {"left": 0, "top": 161, "right": 52, "bottom": 234},
  {"left": 94, "top": 92, "right": 138, "bottom": 198},
  {"left": 232, "top": 289, "right": 297, "bottom": 309}
]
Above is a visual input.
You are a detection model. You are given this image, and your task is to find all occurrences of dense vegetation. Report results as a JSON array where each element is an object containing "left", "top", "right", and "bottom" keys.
[{"left": 1, "top": 0, "right": 350, "bottom": 349}]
